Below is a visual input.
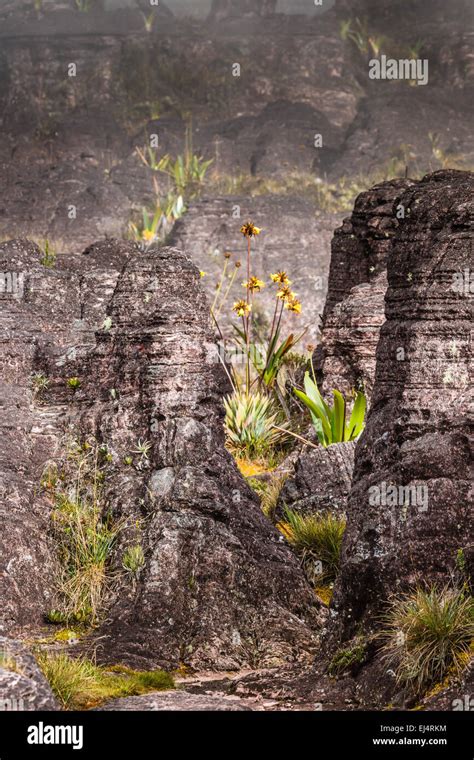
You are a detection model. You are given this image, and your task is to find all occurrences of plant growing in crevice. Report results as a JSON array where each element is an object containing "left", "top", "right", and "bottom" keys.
[
  {"left": 281, "top": 508, "right": 346, "bottom": 585},
  {"left": 153, "top": 123, "right": 213, "bottom": 199},
  {"left": 294, "top": 365, "right": 366, "bottom": 448},
  {"left": 379, "top": 585, "right": 474, "bottom": 695},
  {"left": 44, "top": 438, "right": 124, "bottom": 626},
  {"left": 224, "top": 391, "right": 289, "bottom": 463},
  {"left": 251, "top": 474, "right": 288, "bottom": 522},
  {"left": 122, "top": 544, "right": 145, "bottom": 582},
  {"left": 328, "top": 638, "right": 368, "bottom": 677},
  {"left": 128, "top": 190, "right": 185, "bottom": 248},
  {"left": 39, "top": 239, "right": 56, "bottom": 268},
  {"left": 31, "top": 371, "right": 49, "bottom": 400},
  {"left": 67, "top": 377, "right": 81, "bottom": 391}
]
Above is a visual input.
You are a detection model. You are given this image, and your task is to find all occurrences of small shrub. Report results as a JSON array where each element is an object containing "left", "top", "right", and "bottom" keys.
[
  {"left": 128, "top": 192, "right": 185, "bottom": 247},
  {"left": 224, "top": 391, "right": 290, "bottom": 461},
  {"left": 380, "top": 586, "right": 474, "bottom": 695},
  {"left": 247, "top": 474, "right": 287, "bottom": 521},
  {"left": 36, "top": 652, "right": 174, "bottom": 710},
  {"left": 283, "top": 508, "right": 346, "bottom": 584},
  {"left": 67, "top": 377, "right": 81, "bottom": 390}
]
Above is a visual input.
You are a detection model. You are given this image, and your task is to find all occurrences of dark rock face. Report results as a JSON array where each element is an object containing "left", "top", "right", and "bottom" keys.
[
  {"left": 314, "top": 179, "right": 414, "bottom": 399},
  {"left": 0, "top": 238, "right": 133, "bottom": 635},
  {"left": 275, "top": 442, "right": 355, "bottom": 520},
  {"left": 0, "top": 238, "right": 320, "bottom": 670},
  {"left": 0, "top": 638, "right": 59, "bottom": 711},
  {"left": 78, "top": 245, "right": 320, "bottom": 670},
  {"left": 329, "top": 170, "right": 473, "bottom": 644}
]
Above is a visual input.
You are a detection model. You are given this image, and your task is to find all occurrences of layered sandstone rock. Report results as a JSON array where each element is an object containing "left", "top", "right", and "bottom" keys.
[
  {"left": 275, "top": 442, "right": 355, "bottom": 520},
  {"left": 0, "top": 238, "right": 320, "bottom": 670},
  {"left": 329, "top": 170, "right": 473, "bottom": 646},
  {"left": 314, "top": 179, "right": 414, "bottom": 400},
  {"left": 0, "top": 238, "right": 133, "bottom": 635}
]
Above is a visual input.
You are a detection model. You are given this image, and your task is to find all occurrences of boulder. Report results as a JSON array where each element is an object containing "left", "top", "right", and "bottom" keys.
[
  {"left": 275, "top": 442, "right": 355, "bottom": 520},
  {"left": 0, "top": 637, "right": 59, "bottom": 711},
  {"left": 0, "top": 238, "right": 134, "bottom": 635}
]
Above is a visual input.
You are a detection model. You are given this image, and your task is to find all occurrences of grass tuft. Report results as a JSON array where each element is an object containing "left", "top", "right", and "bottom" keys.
[
  {"left": 379, "top": 586, "right": 474, "bottom": 695},
  {"left": 282, "top": 508, "right": 346, "bottom": 584},
  {"left": 36, "top": 652, "right": 174, "bottom": 710}
]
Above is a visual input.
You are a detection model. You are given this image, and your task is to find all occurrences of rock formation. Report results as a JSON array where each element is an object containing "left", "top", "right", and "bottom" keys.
[
  {"left": 275, "top": 442, "right": 355, "bottom": 520},
  {"left": 314, "top": 179, "right": 414, "bottom": 400},
  {"left": 328, "top": 170, "right": 473, "bottom": 648},
  {"left": 0, "top": 238, "right": 320, "bottom": 671},
  {"left": 0, "top": 638, "right": 59, "bottom": 711}
]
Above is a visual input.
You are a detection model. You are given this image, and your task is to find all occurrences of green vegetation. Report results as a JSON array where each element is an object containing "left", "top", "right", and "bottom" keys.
[
  {"left": 36, "top": 652, "right": 174, "bottom": 710},
  {"left": 44, "top": 439, "right": 124, "bottom": 626},
  {"left": 31, "top": 371, "right": 49, "bottom": 398},
  {"left": 329, "top": 638, "right": 368, "bottom": 677},
  {"left": 224, "top": 391, "right": 289, "bottom": 462},
  {"left": 39, "top": 239, "right": 56, "bottom": 268},
  {"left": 246, "top": 473, "right": 288, "bottom": 522},
  {"left": 66, "top": 377, "right": 81, "bottom": 390},
  {"left": 147, "top": 124, "right": 213, "bottom": 199},
  {"left": 131, "top": 123, "right": 212, "bottom": 246},
  {"left": 380, "top": 586, "right": 474, "bottom": 694},
  {"left": 75, "top": 0, "right": 92, "bottom": 11},
  {"left": 128, "top": 192, "right": 185, "bottom": 247},
  {"left": 295, "top": 370, "right": 366, "bottom": 448},
  {"left": 282, "top": 508, "right": 346, "bottom": 584},
  {"left": 122, "top": 545, "right": 145, "bottom": 580},
  {"left": 0, "top": 650, "right": 18, "bottom": 673}
]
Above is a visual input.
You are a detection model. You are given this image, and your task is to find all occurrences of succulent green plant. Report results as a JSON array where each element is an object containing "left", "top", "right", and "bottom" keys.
[
  {"left": 223, "top": 391, "right": 289, "bottom": 460},
  {"left": 294, "top": 371, "right": 366, "bottom": 448}
]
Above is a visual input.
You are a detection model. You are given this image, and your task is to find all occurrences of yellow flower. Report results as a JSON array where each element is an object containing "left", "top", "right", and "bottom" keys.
[
  {"left": 232, "top": 300, "right": 252, "bottom": 317},
  {"left": 200, "top": 270, "right": 207, "bottom": 278},
  {"left": 240, "top": 221, "right": 262, "bottom": 238},
  {"left": 276, "top": 285, "right": 294, "bottom": 302},
  {"left": 271, "top": 271, "right": 291, "bottom": 286},
  {"left": 142, "top": 229, "right": 155, "bottom": 243},
  {"left": 285, "top": 297, "right": 302, "bottom": 314},
  {"left": 243, "top": 276, "right": 265, "bottom": 292}
]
